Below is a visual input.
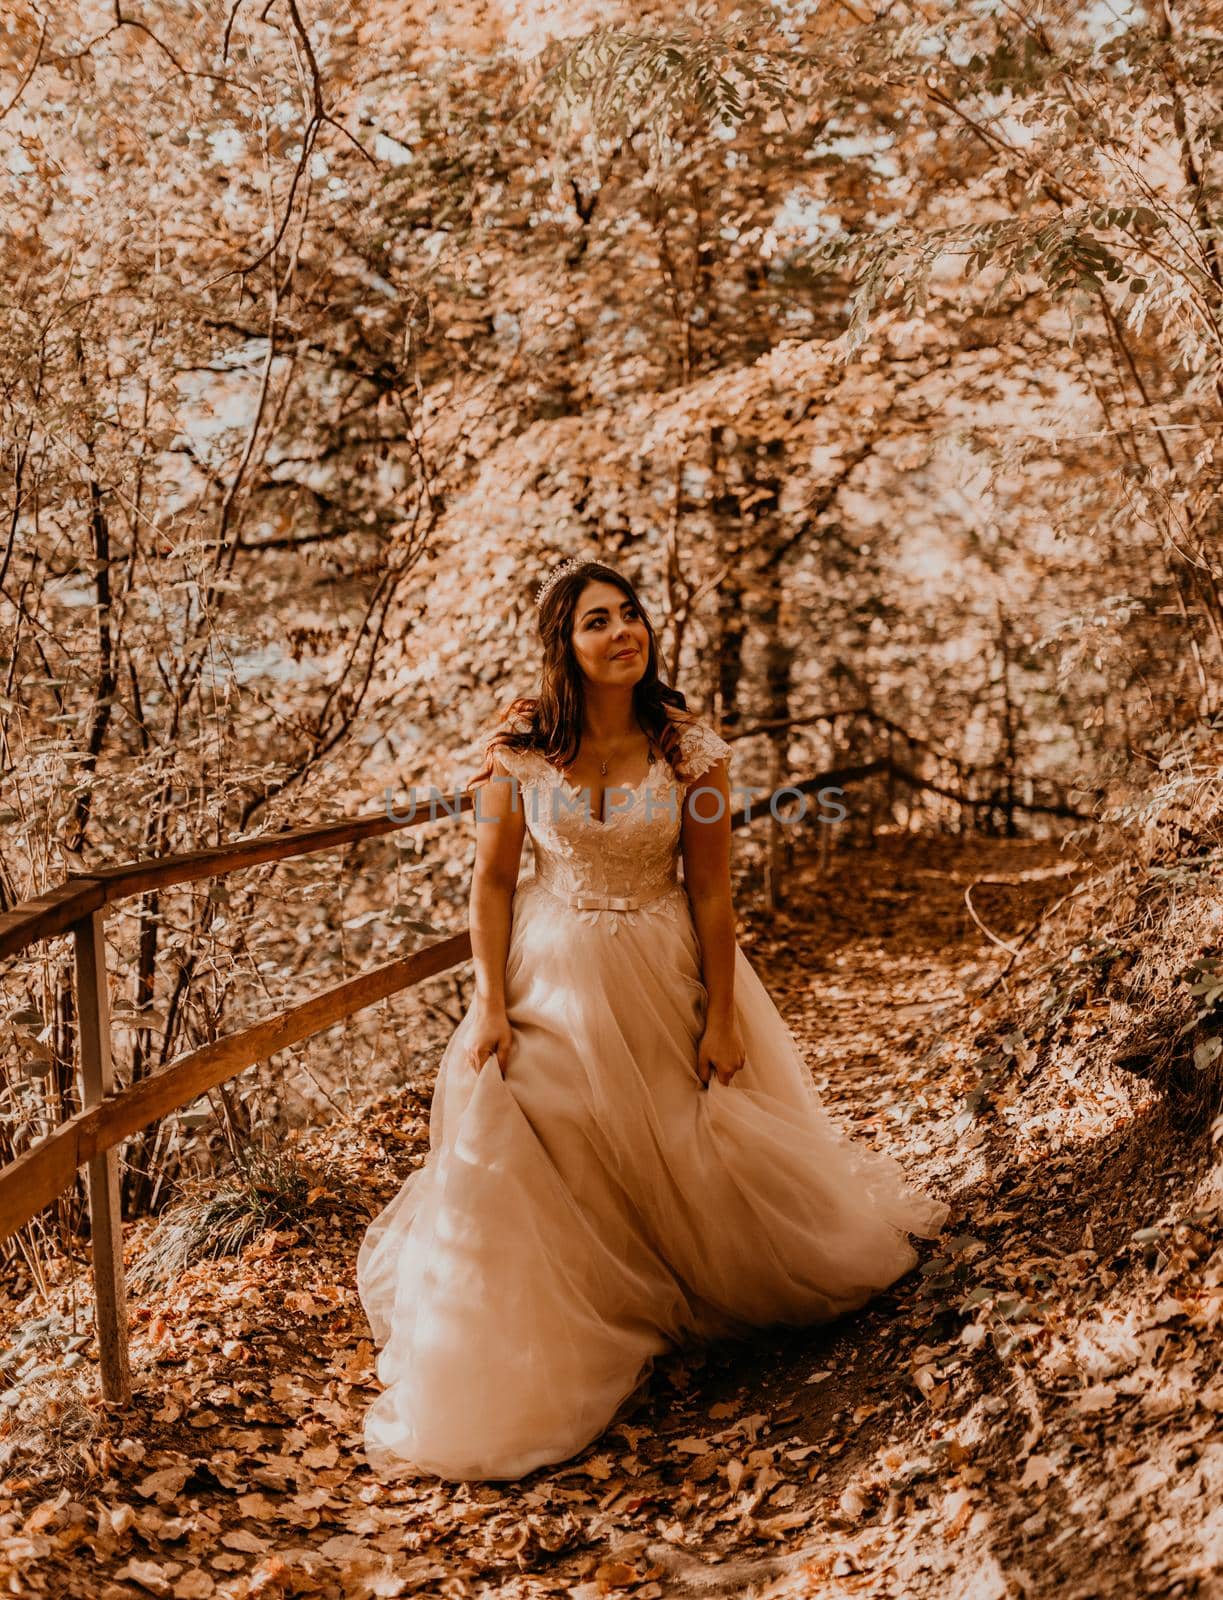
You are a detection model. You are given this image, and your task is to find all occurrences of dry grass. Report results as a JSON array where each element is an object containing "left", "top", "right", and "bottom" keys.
[
  {"left": 1035, "top": 718, "right": 1223, "bottom": 1136},
  {"left": 0, "top": 1365, "right": 107, "bottom": 1491},
  {"left": 129, "top": 1141, "right": 325, "bottom": 1292}
]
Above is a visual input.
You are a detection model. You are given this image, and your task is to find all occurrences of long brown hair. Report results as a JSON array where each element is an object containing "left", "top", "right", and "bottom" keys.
[{"left": 469, "top": 560, "right": 704, "bottom": 788}]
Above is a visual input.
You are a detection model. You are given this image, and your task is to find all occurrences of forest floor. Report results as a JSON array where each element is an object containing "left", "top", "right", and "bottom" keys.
[{"left": 1, "top": 829, "right": 1220, "bottom": 1600}]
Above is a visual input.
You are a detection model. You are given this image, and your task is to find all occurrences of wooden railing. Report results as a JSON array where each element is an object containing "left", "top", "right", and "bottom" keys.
[
  {"left": 0, "top": 801, "right": 472, "bottom": 1403},
  {"left": 0, "top": 736, "right": 1098, "bottom": 1404}
]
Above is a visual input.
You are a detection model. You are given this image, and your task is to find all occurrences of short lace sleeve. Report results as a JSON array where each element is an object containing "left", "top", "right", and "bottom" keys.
[
  {"left": 484, "top": 744, "right": 529, "bottom": 786},
  {"left": 677, "top": 719, "right": 733, "bottom": 784},
  {"left": 480, "top": 715, "right": 541, "bottom": 789}
]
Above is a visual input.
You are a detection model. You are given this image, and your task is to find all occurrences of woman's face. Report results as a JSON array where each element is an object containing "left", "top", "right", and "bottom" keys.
[{"left": 569, "top": 580, "right": 650, "bottom": 688}]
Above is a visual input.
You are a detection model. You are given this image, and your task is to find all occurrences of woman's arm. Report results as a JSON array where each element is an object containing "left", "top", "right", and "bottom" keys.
[
  {"left": 680, "top": 754, "right": 745, "bottom": 1085},
  {"left": 466, "top": 755, "right": 526, "bottom": 1073}
]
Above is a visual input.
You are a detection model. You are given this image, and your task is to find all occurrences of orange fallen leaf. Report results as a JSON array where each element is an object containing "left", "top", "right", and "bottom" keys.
[{"left": 595, "top": 1560, "right": 639, "bottom": 1590}]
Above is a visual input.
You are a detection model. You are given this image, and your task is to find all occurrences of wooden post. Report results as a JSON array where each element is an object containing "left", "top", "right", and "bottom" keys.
[
  {"left": 885, "top": 727, "right": 895, "bottom": 827},
  {"left": 763, "top": 735, "right": 783, "bottom": 912},
  {"left": 818, "top": 720, "right": 833, "bottom": 876},
  {"left": 73, "top": 909, "right": 131, "bottom": 1404}
]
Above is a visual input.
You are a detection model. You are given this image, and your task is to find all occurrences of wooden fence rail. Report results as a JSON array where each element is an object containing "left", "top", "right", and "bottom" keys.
[
  {"left": 0, "top": 743, "right": 1096, "bottom": 1404},
  {"left": 0, "top": 794, "right": 474, "bottom": 1402}
]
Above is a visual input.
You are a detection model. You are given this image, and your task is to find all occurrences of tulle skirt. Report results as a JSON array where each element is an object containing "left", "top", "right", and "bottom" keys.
[{"left": 356, "top": 876, "right": 950, "bottom": 1482}]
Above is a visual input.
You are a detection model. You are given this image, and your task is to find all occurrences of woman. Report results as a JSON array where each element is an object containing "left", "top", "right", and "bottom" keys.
[{"left": 356, "top": 556, "right": 950, "bottom": 1482}]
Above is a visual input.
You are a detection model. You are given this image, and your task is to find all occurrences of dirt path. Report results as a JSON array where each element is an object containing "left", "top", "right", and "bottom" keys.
[{"left": 3, "top": 831, "right": 1219, "bottom": 1599}]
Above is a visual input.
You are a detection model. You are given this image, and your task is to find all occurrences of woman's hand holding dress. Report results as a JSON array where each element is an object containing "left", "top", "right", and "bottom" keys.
[
  {"left": 696, "top": 1013, "right": 746, "bottom": 1087},
  {"left": 468, "top": 998, "right": 514, "bottom": 1078}
]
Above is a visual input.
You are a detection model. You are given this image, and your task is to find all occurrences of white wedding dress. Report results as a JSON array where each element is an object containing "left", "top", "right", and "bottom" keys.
[{"left": 356, "top": 718, "right": 950, "bottom": 1482}]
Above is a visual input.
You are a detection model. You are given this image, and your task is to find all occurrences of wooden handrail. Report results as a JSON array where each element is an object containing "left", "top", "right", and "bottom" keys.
[
  {"left": 871, "top": 761, "right": 1094, "bottom": 821},
  {"left": 0, "top": 787, "right": 474, "bottom": 1402},
  {"left": 0, "top": 932, "right": 472, "bottom": 1241},
  {"left": 729, "top": 760, "right": 1096, "bottom": 826},
  {"left": 0, "top": 879, "right": 109, "bottom": 965},
  {"left": 0, "top": 742, "right": 1093, "bottom": 1404},
  {"left": 0, "top": 795, "right": 476, "bottom": 964},
  {"left": 729, "top": 704, "right": 1109, "bottom": 796}
]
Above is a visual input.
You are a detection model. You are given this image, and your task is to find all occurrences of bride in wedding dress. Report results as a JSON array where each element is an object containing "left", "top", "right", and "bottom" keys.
[{"left": 356, "top": 556, "right": 950, "bottom": 1483}]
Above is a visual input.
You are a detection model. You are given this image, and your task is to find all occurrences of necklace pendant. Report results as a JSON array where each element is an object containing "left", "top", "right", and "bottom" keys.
[{"left": 599, "top": 760, "right": 608, "bottom": 776}]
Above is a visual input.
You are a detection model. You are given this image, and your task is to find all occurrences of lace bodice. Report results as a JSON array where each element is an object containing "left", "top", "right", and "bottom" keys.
[{"left": 481, "top": 717, "right": 733, "bottom": 924}]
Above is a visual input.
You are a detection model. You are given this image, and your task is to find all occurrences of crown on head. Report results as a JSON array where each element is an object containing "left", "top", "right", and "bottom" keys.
[{"left": 534, "top": 553, "right": 591, "bottom": 609}]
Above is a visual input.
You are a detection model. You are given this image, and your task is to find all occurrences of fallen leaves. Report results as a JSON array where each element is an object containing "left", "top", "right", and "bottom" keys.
[
  {"left": 1019, "top": 1454, "right": 1056, "bottom": 1491},
  {"left": 113, "top": 1557, "right": 185, "bottom": 1597},
  {"left": 136, "top": 1465, "right": 193, "bottom": 1503},
  {"left": 172, "top": 1571, "right": 215, "bottom": 1599},
  {"left": 222, "top": 1529, "right": 270, "bottom": 1554},
  {"left": 2, "top": 840, "right": 1222, "bottom": 1600},
  {"left": 1072, "top": 1383, "right": 1117, "bottom": 1414}
]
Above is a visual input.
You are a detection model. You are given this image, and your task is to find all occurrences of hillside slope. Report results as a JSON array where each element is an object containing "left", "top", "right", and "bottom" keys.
[{"left": 1, "top": 828, "right": 1219, "bottom": 1600}]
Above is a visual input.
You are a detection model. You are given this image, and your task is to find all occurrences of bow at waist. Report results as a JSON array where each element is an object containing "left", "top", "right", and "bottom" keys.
[
  {"left": 566, "top": 891, "right": 647, "bottom": 911},
  {"left": 536, "top": 881, "right": 681, "bottom": 913}
]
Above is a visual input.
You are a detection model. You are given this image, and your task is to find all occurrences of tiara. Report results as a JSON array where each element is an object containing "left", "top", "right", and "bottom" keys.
[{"left": 534, "top": 553, "right": 589, "bottom": 609}]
